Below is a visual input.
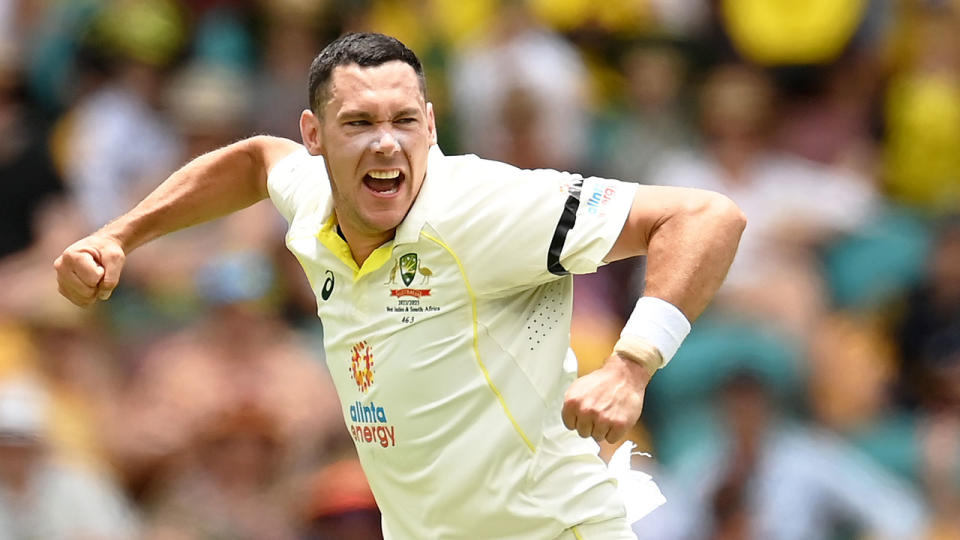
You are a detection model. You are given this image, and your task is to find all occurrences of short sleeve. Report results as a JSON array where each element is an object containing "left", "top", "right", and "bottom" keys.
[
  {"left": 430, "top": 156, "right": 638, "bottom": 295},
  {"left": 266, "top": 148, "right": 330, "bottom": 223}
]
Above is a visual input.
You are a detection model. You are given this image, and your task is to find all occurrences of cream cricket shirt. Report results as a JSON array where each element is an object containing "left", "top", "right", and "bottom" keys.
[{"left": 268, "top": 146, "right": 639, "bottom": 539}]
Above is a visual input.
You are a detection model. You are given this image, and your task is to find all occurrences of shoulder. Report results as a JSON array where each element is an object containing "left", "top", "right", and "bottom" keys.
[
  {"left": 261, "top": 138, "right": 317, "bottom": 177},
  {"left": 427, "top": 151, "right": 576, "bottom": 211},
  {"left": 265, "top": 143, "right": 330, "bottom": 222},
  {"left": 268, "top": 148, "right": 319, "bottom": 179}
]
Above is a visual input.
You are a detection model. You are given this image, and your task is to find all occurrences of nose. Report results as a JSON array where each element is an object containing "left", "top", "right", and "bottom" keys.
[{"left": 373, "top": 128, "right": 401, "bottom": 155}]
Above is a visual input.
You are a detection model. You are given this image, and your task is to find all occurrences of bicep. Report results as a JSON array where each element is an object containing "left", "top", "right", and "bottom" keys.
[{"left": 604, "top": 185, "right": 723, "bottom": 263}]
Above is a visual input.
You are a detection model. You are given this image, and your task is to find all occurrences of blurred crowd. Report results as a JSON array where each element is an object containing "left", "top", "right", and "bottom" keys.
[{"left": 0, "top": 0, "right": 959, "bottom": 538}]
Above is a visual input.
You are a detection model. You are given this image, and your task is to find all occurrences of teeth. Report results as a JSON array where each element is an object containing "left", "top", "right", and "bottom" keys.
[{"left": 368, "top": 170, "right": 400, "bottom": 179}]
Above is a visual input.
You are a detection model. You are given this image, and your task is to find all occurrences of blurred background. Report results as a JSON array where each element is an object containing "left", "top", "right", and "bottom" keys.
[{"left": 0, "top": 0, "right": 959, "bottom": 538}]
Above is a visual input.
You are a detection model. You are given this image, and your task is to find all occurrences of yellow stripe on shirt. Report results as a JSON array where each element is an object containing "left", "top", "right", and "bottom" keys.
[{"left": 421, "top": 231, "right": 536, "bottom": 453}]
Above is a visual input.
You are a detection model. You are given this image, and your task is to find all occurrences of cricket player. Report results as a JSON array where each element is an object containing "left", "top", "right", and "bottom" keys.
[{"left": 55, "top": 33, "right": 745, "bottom": 539}]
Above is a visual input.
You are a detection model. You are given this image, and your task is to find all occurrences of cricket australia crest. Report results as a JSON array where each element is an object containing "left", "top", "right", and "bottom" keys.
[
  {"left": 399, "top": 253, "right": 418, "bottom": 286},
  {"left": 386, "top": 252, "right": 439, "bottom": 318}
]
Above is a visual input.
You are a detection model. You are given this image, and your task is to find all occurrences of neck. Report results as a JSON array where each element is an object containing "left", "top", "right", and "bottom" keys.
[{"left": 337, "top": 217, "right": 394, "bottom": 267}]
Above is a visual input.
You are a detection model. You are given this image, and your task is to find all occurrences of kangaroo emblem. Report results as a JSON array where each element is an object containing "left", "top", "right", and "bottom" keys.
[{"left": 386, "top": 258, "right": 400, "bottom": 284}]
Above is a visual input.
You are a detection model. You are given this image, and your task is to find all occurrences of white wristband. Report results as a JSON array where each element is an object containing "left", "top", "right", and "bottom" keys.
[{"left": 617, "top": 296, "right": 691, "bottom": 369}]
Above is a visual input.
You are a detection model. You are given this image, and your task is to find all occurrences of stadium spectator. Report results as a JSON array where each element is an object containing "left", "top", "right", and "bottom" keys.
[
  {"left": 897, "top": 216, "right": 960, "bottom": 412},
  {"left": 107, "top": 260, "right": 342, "bottom": 494},
  {"left": 651, "top": 63, "right": 879, "bottom": 336},
  {"left": 449, "top": 1, "right": 591, "bottom": 170},
  {"left": 0, "top": 377, "right": 139, "bottom": 539},
  {"left": 674, "top": 371, "right": 928, "bottom": 540},
  {"left": 142, "top": 407, "right": 300, "bottom": 540},
  {"left": 0, "top": 39, "right": 63, "bottom": 260}
]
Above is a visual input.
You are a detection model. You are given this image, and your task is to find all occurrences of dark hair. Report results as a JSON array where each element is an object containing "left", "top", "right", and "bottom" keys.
[{"left": 307, "top": 32, "right": 426, "bottom": 113}]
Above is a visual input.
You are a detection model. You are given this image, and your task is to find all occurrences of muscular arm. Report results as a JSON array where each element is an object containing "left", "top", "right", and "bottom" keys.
[
  {"left": 55, "top": 135, "right": 302, "bottom": 306},
  {"left": 100, "top": 135, "right": 300, "bottom": 252},
  {"left": 605, "top": 185, "right": 747, "bottom": 321},
  {"left": 563, "top": 185, "right": 745, "bottom": 444}
]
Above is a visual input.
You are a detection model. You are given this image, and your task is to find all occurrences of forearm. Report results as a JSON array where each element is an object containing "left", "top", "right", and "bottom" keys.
[
  {"left": 98, "top": 136, "right": 279, "bottom": 253},
  {"left": 564, "top": 189, "right": 745, "bottom": 442},
  {"left": 642, "top": 192, "right": 745, "bottom": 321}
]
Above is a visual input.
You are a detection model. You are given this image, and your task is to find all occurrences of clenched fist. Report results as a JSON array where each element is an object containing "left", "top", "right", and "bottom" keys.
[
  {"left": 561, "top": 353, "right": 654, "bottom": 443},
  {"left": 54, "top": 234, "right": 126, "bottom": 307}
]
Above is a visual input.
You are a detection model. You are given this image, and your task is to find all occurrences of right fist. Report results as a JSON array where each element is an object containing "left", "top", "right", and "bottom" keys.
[{"left": 54, "top": 235, "right": 126, "bottom": 307}]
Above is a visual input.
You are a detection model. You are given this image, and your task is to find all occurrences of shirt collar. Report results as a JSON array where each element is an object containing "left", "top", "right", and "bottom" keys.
[{"left": 394, "top": 144, "right": 445, "bottom": 246}]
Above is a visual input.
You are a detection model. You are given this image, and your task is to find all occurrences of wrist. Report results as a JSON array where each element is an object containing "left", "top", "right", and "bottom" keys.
[
  {"left": 613, "top": 336, "right": 662, "bottom": 379},
  {"left": 617, "top": 296, "right": 691, "bottom": 370},
  {"left": 606, "top": 351, "right": 655, "bottom": 387},
  {"left": 97, "top": 218, "right": 140, "bottom": 255}
]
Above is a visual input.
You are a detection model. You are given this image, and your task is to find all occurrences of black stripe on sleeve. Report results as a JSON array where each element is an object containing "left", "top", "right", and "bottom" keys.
[{"left": 547, "top": 178, "right": 583, "bottom": 275}]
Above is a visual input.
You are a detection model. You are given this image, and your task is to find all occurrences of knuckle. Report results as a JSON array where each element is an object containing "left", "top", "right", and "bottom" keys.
[
  {"left": 582, "top": 403, "right": 601, "bottom": 418},
  {"left": 572, "top": 404, "right": 590, "bottom": 419},
  {"left": 563, "top": 396, "right": 582, "bottom": 411},
  {"left": 64, "top": 251, "right": 84, "bottom": 266},
  {"left": 104, "top": 248, "right": 125, "bottom": 263}
]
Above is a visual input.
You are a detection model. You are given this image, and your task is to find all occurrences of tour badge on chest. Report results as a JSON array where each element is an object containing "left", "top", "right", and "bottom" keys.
[{"left": 385, "top": 252, "right": 442, "bottom": 324}]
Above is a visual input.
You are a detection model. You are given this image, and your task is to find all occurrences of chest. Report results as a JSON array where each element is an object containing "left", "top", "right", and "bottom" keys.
[{"left": 289, "top": 233, "right": 480, "bottom": 403}]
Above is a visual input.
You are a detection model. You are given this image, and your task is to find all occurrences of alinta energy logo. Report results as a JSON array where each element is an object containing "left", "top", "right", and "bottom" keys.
[
  {"left": 386, "top": 252, "right": 432, "bottom": 298},
  {"left": 346, "top": 341, "right": 397, "bottom": 448},
  {"left": 348, "top": 399, "right": 396, "bottom": 448},
  {"left": 349, "top": 341, "right": 375, "bottom": 393}
]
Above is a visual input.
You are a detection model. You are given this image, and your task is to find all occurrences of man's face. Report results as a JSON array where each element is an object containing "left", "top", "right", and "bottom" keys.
[{"left": 302, "top": 61, "right": 436, "bottom": 240}]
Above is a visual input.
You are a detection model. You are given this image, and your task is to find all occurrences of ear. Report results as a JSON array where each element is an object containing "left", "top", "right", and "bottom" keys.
[
  {"left": 426, "top": 102, "right": 438, "bottom": 146},
  {"left": 300, "top": 109, "right": 324, "bottom": 155}
]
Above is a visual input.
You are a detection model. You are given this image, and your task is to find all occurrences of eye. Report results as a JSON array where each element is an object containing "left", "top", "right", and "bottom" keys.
[
  {"left": 394, "top": 117, "right": 417, "bottom": 125},
  {"left": 346, "top": 120, "right": 371, "bottom": 127}
]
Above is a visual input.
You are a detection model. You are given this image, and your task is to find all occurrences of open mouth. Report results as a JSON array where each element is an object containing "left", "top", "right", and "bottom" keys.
[{"left": 363, "top": 170, "right": 404, "bottom": 196}]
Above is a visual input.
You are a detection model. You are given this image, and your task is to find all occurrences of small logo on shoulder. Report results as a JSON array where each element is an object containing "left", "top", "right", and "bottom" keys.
[{"left": 321, "top": 270, "right": 334, "bottom": 300}]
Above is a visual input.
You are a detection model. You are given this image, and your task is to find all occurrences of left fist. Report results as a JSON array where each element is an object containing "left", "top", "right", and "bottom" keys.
[{"left": 561, "top": 354, "right": 653, "bottom": 443}]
